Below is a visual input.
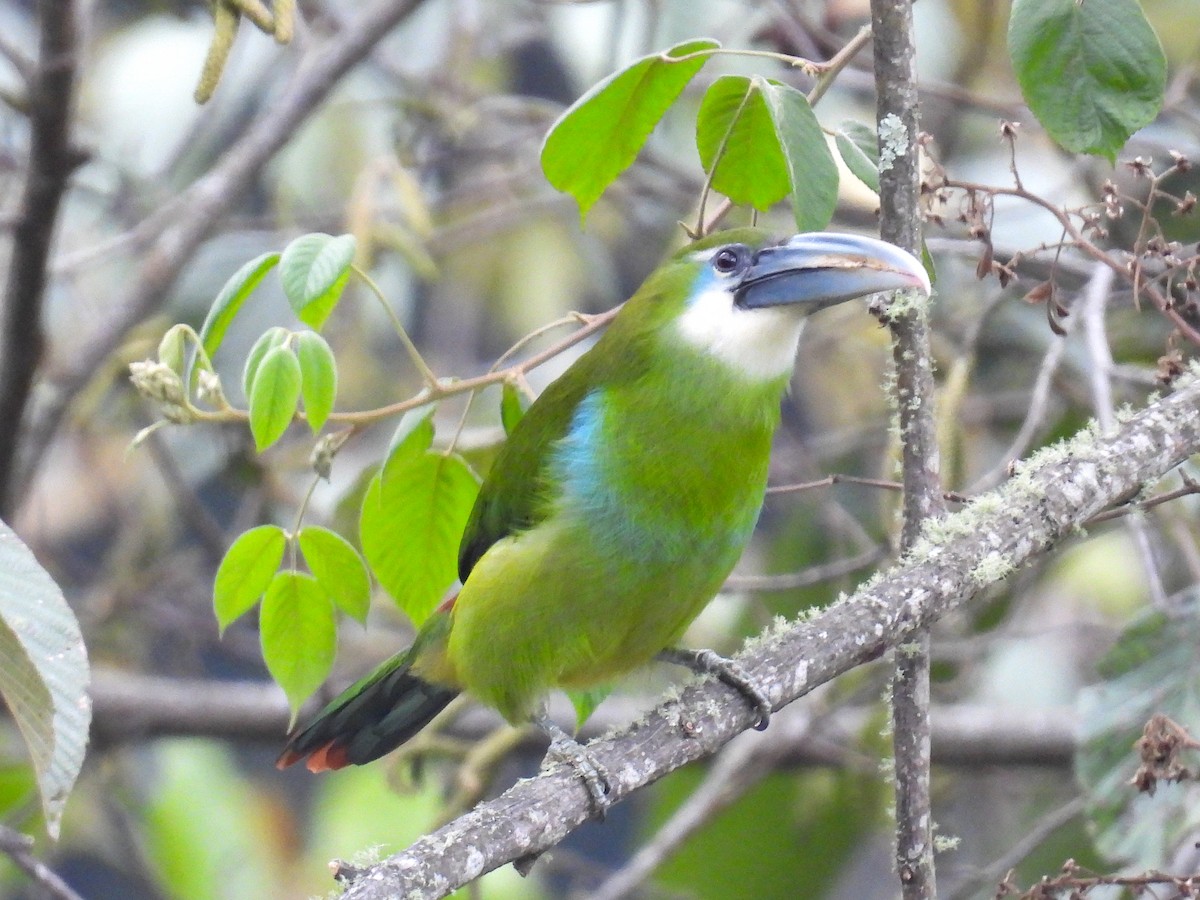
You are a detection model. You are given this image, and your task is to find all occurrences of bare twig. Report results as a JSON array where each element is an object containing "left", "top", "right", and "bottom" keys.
[
  {"left": 0, "top": 824, "right": 85, "bottom": 900},
  {"left": 0, "top": 0, "right": 84, "bottom": 516},
  {"left": 588, "top": 705, "right": 822, "bottom": 900},
  {"left": 948, "top": 797, "right": 1086, "bottom": 900},
  {"left": 725, "top": 546, "right": 886, "bottom": 592},
  {"left": 332, "top": 369, "right": 1200, "bottom": 899},
  {"left": 1080, "top": 261, "right": 1169, "bottom": 608}
]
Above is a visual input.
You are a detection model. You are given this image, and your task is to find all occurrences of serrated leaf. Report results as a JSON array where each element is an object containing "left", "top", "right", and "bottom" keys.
[
  {"left": 360, "top": 452, "right": 480, "bottom": 625},
  {"left": 0, "top": 519, "right": 90, "bottom": 839},
  {"left": 247, "top": 345, "right": 302, "bottom": 451},
  {"left": 834, "top": 121, "right": 880, "bottom": 193},
  {"left": 280, "top": 233, "right": 357, "bottom": 330},
  {"left": 1076, "top": 603, "right": 1200, "bottom": 867},
  {"left": 294, "top": 331, "right": 337, "bottom": 433},
  {"left": 541, "top": 38, "right": 720, "bottom": 220},
  {"left": 500, "top": 381, "right": 528, "bottom": 436},
  {"left": 568, "top": 686, "right": 612, "bottom": 732},
  {"left": 298, "top": 526, "right": 371, "bottom": 624},
  {"left": 261, "top": 572, "right": 337, "bottom": 721},
  {"left": 1008, "top": 0, "right": 1166, "bottom": 163},
  {"left": 696, "top": 76, "right": 838, "bottom": 232},
  {"left": 242, "top": 327, "right": 290, "bottom": 399},
  {"left": 213, "top": 524, "right": 286, "bottom": 632},
  {"left": 198, "top": 252, "right": 280, "bottom": 358}
]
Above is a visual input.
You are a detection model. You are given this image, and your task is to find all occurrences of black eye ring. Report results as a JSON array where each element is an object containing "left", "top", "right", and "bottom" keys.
[
  {"left": 712, "top": 246, "right": 745, "bottom": 274},
  {"left": 705, "top": 247, "right": 744, "bottom": 274}
]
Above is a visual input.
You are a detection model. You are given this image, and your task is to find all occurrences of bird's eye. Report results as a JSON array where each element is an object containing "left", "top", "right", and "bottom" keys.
[{"left": 712, "top": 246, "right": 746, "bottom": 275}]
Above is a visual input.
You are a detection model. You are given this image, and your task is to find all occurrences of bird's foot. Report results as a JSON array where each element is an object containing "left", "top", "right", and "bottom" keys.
[
  {"left": 532, "top": 714, "right": 611, "bottom": 818},
  {"left": 657, "top": 647, "right": 772, "bottom": 730}
]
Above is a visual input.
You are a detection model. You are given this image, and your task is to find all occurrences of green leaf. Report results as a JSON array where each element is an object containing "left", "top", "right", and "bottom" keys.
[
  {"left": 541, "top": 38, "right": 720, "bottom": 220},
  {"left": 567, "top": 686, "right": 612, "bottom": 731},
  {"left": 298, "top": 526, "right": 371, "bottom": 624},
  {"left": 360, "top": 452, "right": 480, "bottom": 625},
  {"left": 213, "top": 524, "right": 286, "bottom": 632},
  {"left": 1008, "top": 0, "right": 1166, "bottom": 163},
  {"left": 260, "top": 571, "right": 337, "bottom": 721},
  {"left": 834, "top": 121, "right": 880, "bottom": 193},
  {"left": 247, "top": 345, "right": 302, "bottom": 451},
  {"left": 242, "top": 327, "right": 290, "bottom": 399},
  {"left": 1076, "top": 603, "right": 1200, "bottom": 867},
  {"left": 696, "top": 75, "right": 838, "bottom": 232},
  {"left": 0, "top": 518, "right": 90, "bottom": 839},
  {"left": 198, "top": 252, "right": 280, "bottom": 358},
  {"left": 381, "top": 404, "right": 437, "bottom": 486},
  {"left": 500, "top": 381, "right": 528, "bottom": 436},
  {"left": 157, "top": 324, "right": 189, "bottom": 375},
  {"left": 280, "top": 233, "right": 357, "bottom": 330},
  {"left": 295, "top": 331, "right": 338, "bottom": 433}
]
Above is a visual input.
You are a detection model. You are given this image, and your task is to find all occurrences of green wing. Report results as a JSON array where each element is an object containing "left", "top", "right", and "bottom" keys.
[{"left": 457, "top": 359, "right": 595, "bottom": 582}]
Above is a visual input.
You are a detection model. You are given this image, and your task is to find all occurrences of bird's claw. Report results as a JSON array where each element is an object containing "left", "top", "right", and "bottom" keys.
[
  {"left": 533, "top": 714, "right": 612, "bottom": 818},
  {"left": 658, "top": 647, "right": 773, "bottom": 730}
]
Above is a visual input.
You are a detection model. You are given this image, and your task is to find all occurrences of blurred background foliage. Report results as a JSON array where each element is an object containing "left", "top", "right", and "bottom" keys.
[{"left": 1, "top": 0, "right": 1199, "bottom": 897}]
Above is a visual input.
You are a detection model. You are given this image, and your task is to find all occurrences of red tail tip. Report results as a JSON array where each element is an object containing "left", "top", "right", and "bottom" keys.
[
  {"left": 305, "top": 741, "right": 352, "bottom": 773},
  {"left": 275, "top": 748, "right": 303, "bottom": 770}
]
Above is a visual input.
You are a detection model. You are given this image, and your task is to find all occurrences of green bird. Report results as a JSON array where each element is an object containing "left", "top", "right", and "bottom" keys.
[{"left": 277, "top": 227, "right": 929, "bottom": 799}]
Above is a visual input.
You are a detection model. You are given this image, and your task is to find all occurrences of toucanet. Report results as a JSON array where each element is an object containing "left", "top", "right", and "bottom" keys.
[{"left": 277, "top": 227, "right": 930, "bottom": 805}]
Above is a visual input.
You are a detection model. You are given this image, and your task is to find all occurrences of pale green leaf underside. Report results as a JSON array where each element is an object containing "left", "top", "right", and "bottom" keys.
[
  {"left": 280, "top": 233, "right": 357, "bottom": 330},
  {"left": 0, "top": 520, "right": 90, "bottom": 839},
  {"left": 199, "top": 252, "right": 280, "bottom": 358}
]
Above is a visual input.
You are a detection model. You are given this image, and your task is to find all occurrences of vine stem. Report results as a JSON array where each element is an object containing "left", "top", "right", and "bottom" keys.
[{"left": 352, "top": 263, "right": 439, "bottom": 388}]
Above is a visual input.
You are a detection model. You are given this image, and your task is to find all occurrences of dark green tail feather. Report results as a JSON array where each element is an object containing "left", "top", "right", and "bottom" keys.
[{"left": 277, "top": 651, "right": 458, "bottom": 771}]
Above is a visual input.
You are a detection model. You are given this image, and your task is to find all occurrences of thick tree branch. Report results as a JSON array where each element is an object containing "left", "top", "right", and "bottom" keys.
[
  {"left": 870, "top": 1, "right": 941, "bottom": 895},
  {"left": 0, "top": 0, "right": 83, "bottom": 516},
  {"left": 9, "top": 0, "right": 431, "bottom": 508},
  {"left": 335, "top": 373, "right": 1200, "bottom": 899}
]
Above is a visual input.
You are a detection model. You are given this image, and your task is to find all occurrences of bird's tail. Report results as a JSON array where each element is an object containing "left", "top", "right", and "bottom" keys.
[{"left": 276, "top": 613, "right": 459, "bottom": 773}]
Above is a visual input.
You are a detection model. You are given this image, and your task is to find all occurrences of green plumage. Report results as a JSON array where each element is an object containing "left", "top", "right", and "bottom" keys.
[{"left": 278, "top": 226, "right": 928, "bottom": 772}]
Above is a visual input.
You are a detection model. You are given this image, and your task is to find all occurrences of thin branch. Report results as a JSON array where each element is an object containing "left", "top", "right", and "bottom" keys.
[
  {"left": 332, "top": 371, "right": 1200, "bottom": 899},
  {"left": 947, "top": 797, "right": 1086, "bottom": 900},
  {"left": 724, "top": 547, "right": 886, "bottom": 592},
  {"left": 588, "top": 705, "right": 822, "bottom": 900},
  {"left": 1080, "top": 261, "right": 1169, "bottom": 608},
  {"left": 85, "top": 667, "right": 1080, "bottom": 769},
  {"left": 0, "top": 0, "right": 84, "bottom": 517},
  {"left": 0, "top": 824, "right": 85, "bottom": 900},
  {"left": 11, "top": 0, "right": 435, "bottom": 510}
]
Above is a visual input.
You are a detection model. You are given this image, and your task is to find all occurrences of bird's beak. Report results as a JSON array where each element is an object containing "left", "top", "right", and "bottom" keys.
[{"left": 736, "top": 233, "right": 932, "bottom": 311}]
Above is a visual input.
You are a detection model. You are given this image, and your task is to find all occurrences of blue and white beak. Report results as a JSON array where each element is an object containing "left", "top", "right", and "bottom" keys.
[{"left": 736, "top": 233, "right": 931, "bottom": 311}]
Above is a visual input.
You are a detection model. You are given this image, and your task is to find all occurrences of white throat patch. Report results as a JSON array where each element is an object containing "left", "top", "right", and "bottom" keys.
[{"left": 675, "top": 283, "right": 807, "bottom": 382}]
